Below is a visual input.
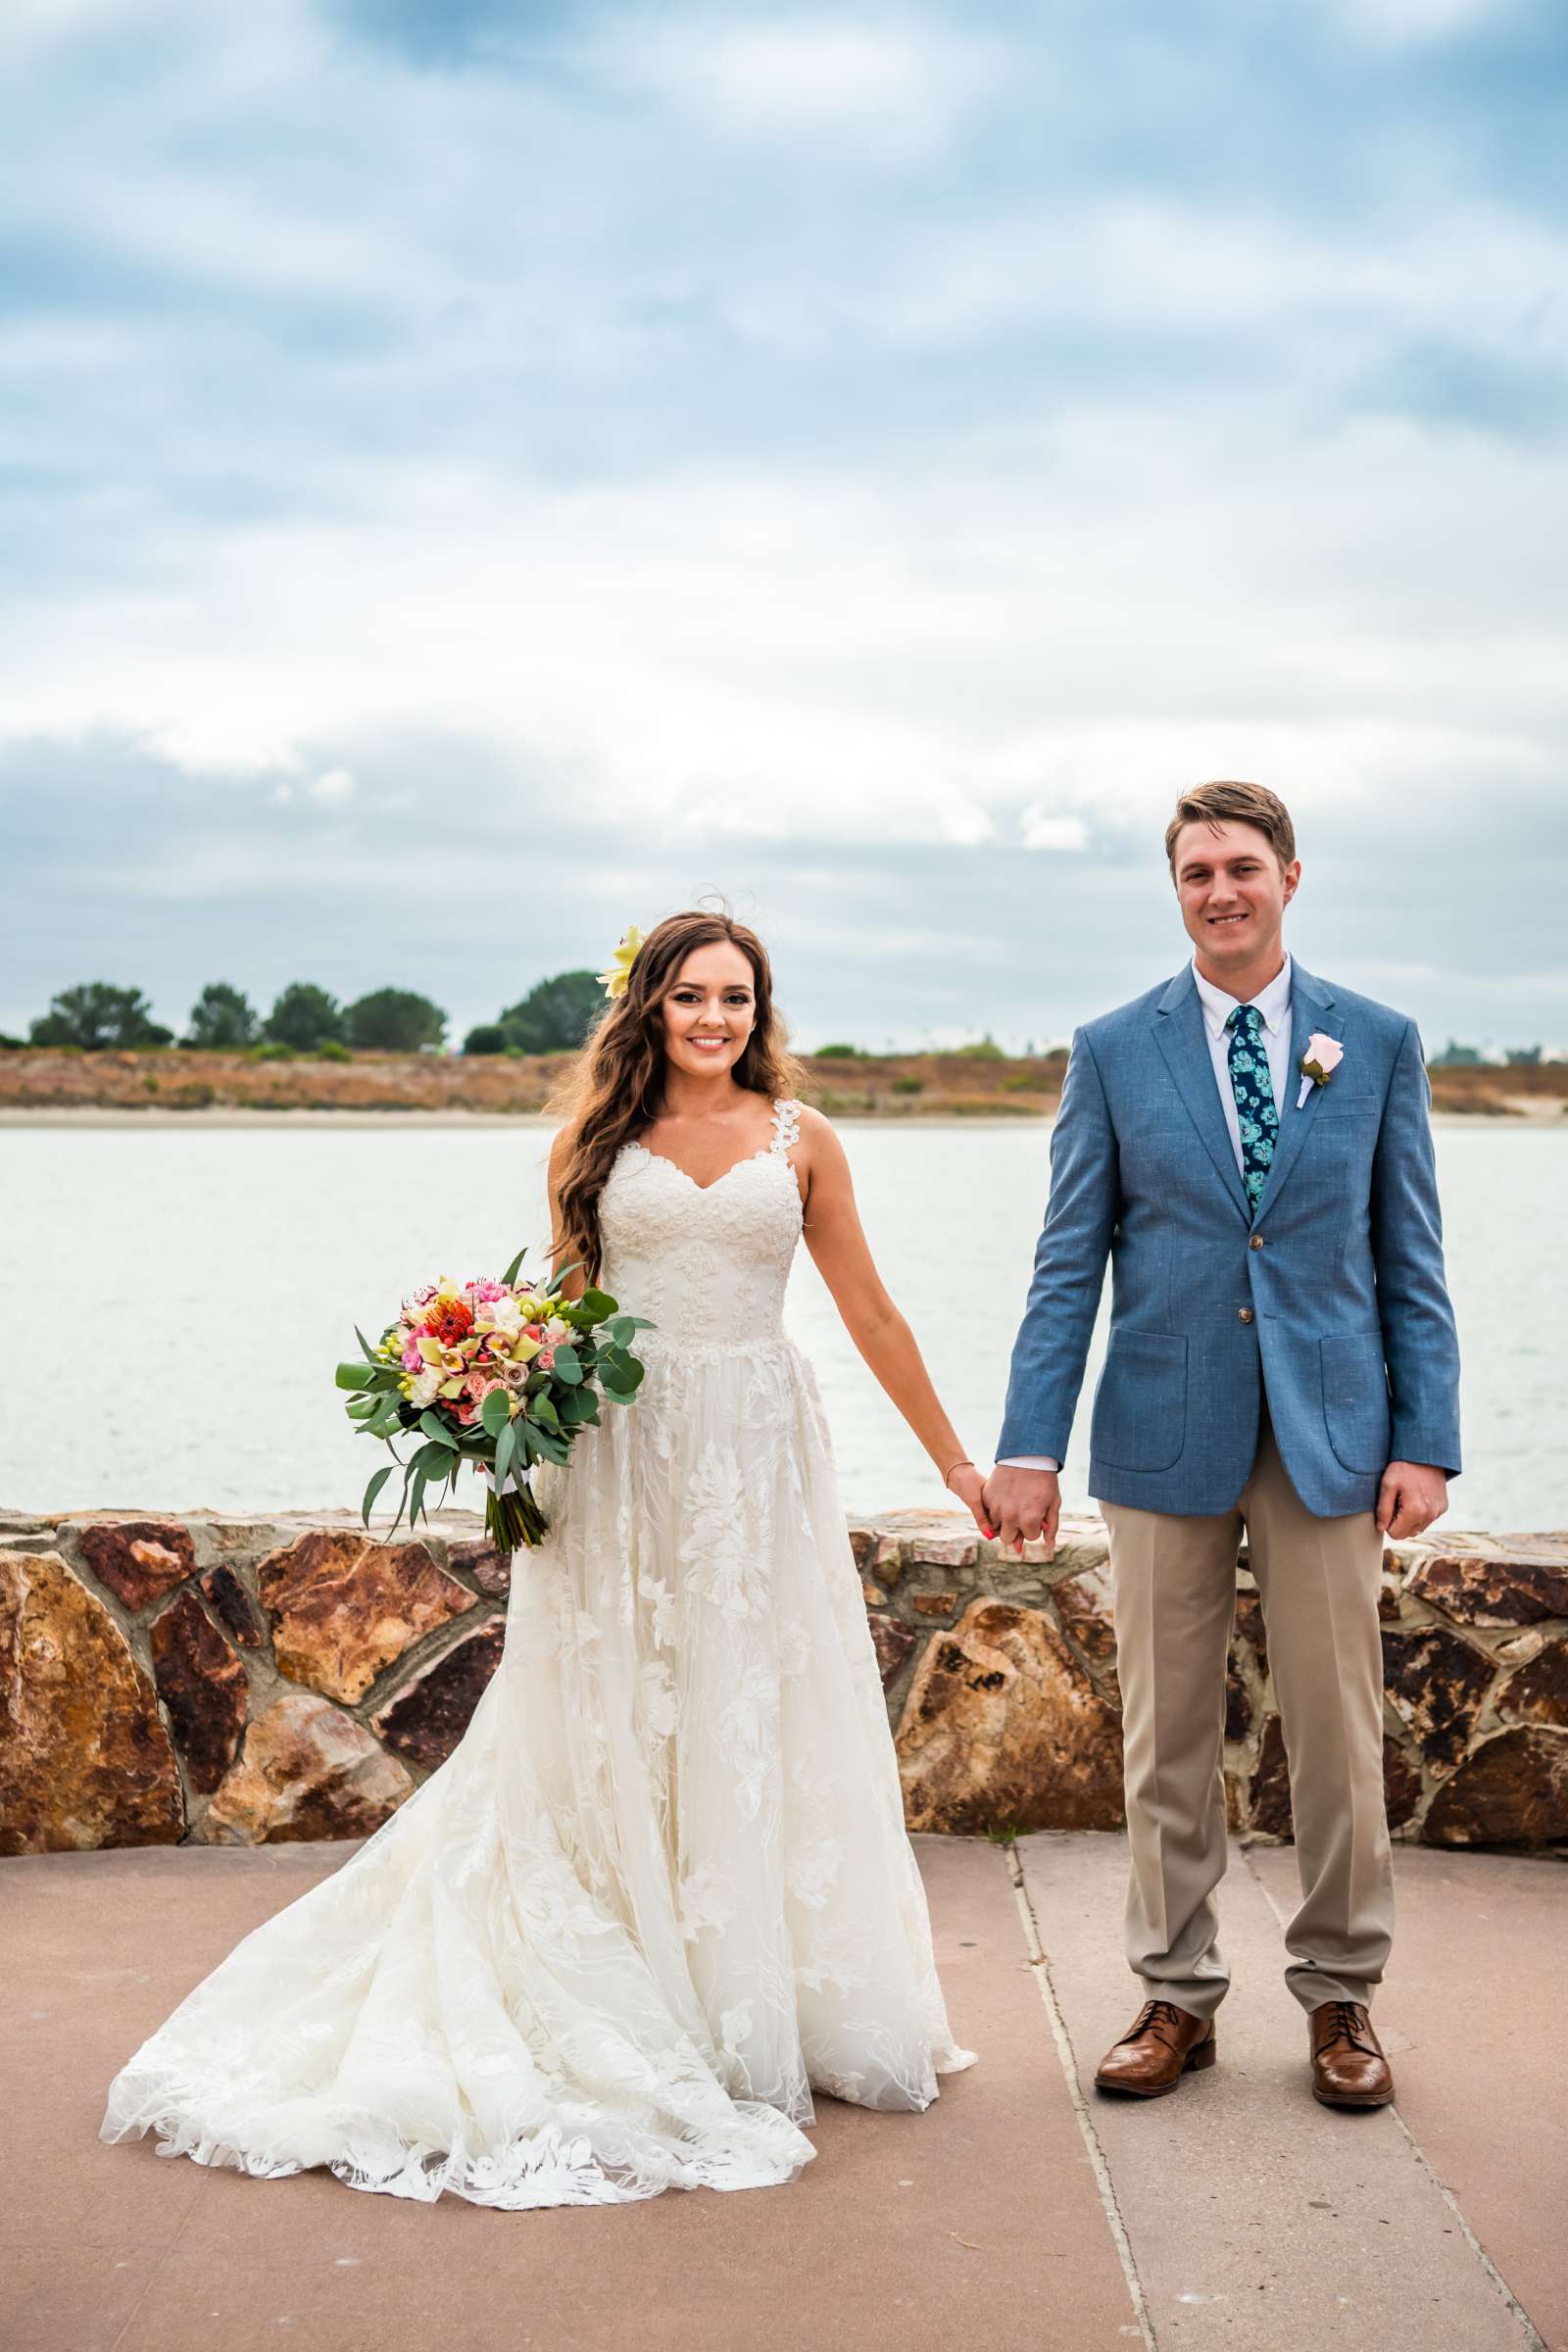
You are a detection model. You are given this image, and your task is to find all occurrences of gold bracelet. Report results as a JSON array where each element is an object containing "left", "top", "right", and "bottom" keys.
[{"left": 942, "top": 1459, "right": 974, "bottom": 1490}]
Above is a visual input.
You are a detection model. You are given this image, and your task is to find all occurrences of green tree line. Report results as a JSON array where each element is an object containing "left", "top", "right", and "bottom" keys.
[{"left": 4, "top": 971, "right": 605, "bottom": 1056}]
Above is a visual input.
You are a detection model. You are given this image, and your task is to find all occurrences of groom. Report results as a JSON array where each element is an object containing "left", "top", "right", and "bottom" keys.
[{"left": 984, "top": 781, "right": 1460, "bottom": 2109}]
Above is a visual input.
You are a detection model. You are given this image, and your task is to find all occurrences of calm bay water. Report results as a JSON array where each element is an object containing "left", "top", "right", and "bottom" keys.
[{"left": 5, "top": 1119, "right": 1564, "bottom": 1530}]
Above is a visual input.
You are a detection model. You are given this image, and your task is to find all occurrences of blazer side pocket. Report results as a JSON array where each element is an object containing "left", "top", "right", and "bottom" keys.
[
  {"left": 1319, "top": 1331, "right": 1391, "bottom": 1474},
  {"left": 1092, "top": 1329, "right": 1189, "bottom": 1473}
]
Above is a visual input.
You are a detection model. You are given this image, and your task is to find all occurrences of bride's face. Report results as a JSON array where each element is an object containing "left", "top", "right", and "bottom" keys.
[{"left": 660, "top": 943, "right": 757, "bottom": 1081}]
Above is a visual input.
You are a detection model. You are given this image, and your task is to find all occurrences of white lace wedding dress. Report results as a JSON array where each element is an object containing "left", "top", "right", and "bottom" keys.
[{"left": 102, "top": 1100, "right": 974, "bottom": 2206}]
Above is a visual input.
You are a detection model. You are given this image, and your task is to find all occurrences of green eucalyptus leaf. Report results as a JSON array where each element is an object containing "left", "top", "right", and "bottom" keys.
[
  {"left": 481, "top": 1387, "right": 514, "bottom": 1439},
  {"left": 361, "top": 1464, "right": 393, "bottom": 1526},
  {"left": 550, "top": 1344, "right": 583, "bottom": 1387},
  {"left": 493, "top": 1420, "right": 516, "bottom": 1492},
  {"left": 418, "top": 1411, "right": 459, "bottom": 1449},
  {"left": 501, "top": 1244, "right": 528, "bottom": 1289}
]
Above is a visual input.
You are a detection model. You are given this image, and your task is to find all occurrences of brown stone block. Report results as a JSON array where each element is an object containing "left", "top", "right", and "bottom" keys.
[
  {"left": 1233, "top": 1590, "right": 1269, "bottom": 1674},
  {"left": 1380, "top": 1627, "right": 1496, "bottom": 1766},
  {"left": 198, "top": 1563, "right": 264, "bottom": 1648},
  {"left": 911, "top": 1591, "right": 958, "bottom": 1617},
  {"left": 860, "top": 1576, "right": 888, "bottom": 1609},
  {"left": 0, "top": 1550, "right": 182, "bottom": 1854},
  {"left": 1422, "top": 1727, "right": 1568, "bottom": 1848},
  {"left": 257, "top": 1530, "right": 476, "bottom": 1704},
  {"left": 1383, "top": 1737, "right": 1423, "bottom": 1832},
  {"left": 202, "top": 1691, "right": 414, "bottom": 1844},
  {"left": 868, "top": 1614, "right": 917, "bottom": 1689},
  {"left": 1225, "top": 1668, "right": 1253, "bottom": 1741},
  {"left": 76, "top": 1518, "right": 197, "bottom": 1610},
  {"left": 847, "top": 1525, "right": 877, "bottom": 1571},
  {"left": 1054, "top": 1564, "right": 1116, "bottom": 1661},
  {"left": 1498, "top": 1640, "right": 1568, "bottom": 1729},
  {"left": 1249, "top": 1714, "right": 1293, "bottom": 1838},
  {"left": 373, "top": 1622, "right": 505, "bottom": 1772},
  {"left": 1406, "top": 1550, "right": 1568, "bottom": 1628},
  {"left": 447, "top": 1538, "right": 511, "bottom": 1599},
  {"left": 896, "top": 1599, "right": 1123, "bottom": 1835},
  {"left": 150, "top": 1591, "right": 248, "bottom": 1793}
]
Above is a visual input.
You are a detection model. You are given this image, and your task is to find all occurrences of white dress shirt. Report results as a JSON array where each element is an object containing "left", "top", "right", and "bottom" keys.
[{"left": 998, "top": 956, "right": 1294, "bottom": 1476}]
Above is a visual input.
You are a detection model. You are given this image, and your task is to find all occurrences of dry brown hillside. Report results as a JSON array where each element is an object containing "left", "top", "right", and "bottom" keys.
[{"left": 0, "top": 1046, "right": 1560, "bottom": 1118}]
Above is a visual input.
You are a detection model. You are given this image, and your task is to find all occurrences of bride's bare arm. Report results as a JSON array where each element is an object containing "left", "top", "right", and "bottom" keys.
[{"left": 795, "top": 1107, "right": 992, "bottom": 1537}]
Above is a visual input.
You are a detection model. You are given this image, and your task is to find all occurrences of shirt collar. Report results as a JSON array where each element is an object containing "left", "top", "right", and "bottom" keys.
[{"left": 1192, "top": 952, "right": 1293, "bottom": 1041}]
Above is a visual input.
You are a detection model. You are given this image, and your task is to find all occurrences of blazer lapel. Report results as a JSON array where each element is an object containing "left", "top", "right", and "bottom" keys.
[
  {"left": 1152, "top": 968, "right": 1252, "bottom": 1225},
  {"left": 1251, "top": 962, "right": 1337, "bottom": 1225}
]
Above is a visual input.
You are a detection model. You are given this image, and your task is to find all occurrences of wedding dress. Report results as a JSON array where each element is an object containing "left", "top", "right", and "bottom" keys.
[{"left": 101, "top": 1099, "right": 974, "bottom": 2206}]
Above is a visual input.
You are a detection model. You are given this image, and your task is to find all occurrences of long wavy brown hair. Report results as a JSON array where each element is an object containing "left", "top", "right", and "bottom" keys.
[{"left": 551, "top": 910, "right": 804, "bottom": 1283}]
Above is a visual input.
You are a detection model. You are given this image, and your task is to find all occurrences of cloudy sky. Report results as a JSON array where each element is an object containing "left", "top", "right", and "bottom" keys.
[{"left": 2, "top": 0, "right": 1565, "bottom": 1052}]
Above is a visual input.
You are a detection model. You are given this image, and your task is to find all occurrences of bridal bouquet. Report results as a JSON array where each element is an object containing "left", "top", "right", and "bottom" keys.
[{"left": 336, "top": 1251, "right": 650, "bottom": 1552}]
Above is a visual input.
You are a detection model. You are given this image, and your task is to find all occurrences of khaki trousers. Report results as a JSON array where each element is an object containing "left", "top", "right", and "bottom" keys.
[{"left": 1102, "top": 1416, "right": 1393, "bottom": 2020}]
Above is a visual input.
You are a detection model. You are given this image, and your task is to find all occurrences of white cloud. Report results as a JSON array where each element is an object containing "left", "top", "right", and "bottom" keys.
[
  {"left": 1329, "top": 0, "right": 1517, "bottom": 46},
  {"left": 1019, "top": 811, "right": 1090, "bottom": 854},
  {"left": 311, "top": 767, "right": 355, "bottom": 802},
  {"left": 598, "top": 15, "right": 1004, "bottom": 157}
]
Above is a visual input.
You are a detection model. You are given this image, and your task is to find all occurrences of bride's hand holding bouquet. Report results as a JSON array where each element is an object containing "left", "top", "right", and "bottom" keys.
[{"left": 336, "top": 1249, "right": 651, "bottom": 1553}]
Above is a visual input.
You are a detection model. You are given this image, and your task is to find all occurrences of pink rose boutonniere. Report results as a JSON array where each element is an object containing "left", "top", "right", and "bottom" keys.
[{"left": 1297, "top": 1031, "right": 1345, "bottom": 1110}]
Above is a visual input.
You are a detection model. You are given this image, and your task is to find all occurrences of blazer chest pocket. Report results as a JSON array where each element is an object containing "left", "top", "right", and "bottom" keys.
[
  {"left": 1092, "top": 1330, "right": 1189, "bottom": 1473},
  {"left": 1319, "top": 1331, "right": 1390, "bottom": 1474}
]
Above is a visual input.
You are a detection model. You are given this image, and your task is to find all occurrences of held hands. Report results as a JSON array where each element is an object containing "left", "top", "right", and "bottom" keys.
[
  {"left": 944, "top": 1462, "right": 995, "bottom": 1542},
  {"left": 1377, "top": 1460, "right": 1449, "bottom": 1542},
  {"left": 980, "top": 1464, "right": 1061, "bottom": 1558}
]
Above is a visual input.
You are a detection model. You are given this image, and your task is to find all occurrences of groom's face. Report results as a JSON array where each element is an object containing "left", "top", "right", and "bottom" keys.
[{"left": 1172, "top": 818, "right": 1299, "bottom": 975}]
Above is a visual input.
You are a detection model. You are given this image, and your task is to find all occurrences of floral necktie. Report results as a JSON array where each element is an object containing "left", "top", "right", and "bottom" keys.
[{"left": 1225, "top": 1004, "right": 1277, "bottom": 1215}]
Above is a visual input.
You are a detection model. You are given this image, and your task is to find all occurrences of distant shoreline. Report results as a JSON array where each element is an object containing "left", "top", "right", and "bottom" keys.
[
  {"left": 2, "top": 1105, "right": 1561, "bottom": 1132},
  {"left": 2, "top": 1045, "right": 1562, "bottom": 1125}
]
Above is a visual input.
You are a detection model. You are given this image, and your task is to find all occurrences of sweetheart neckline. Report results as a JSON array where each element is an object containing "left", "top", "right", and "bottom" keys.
[{"left": 618, "top": 1140, "right": 800, "bottom": 1199}]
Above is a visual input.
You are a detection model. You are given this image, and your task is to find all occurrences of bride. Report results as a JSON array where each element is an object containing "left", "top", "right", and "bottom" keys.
[{"left": 102, "top": 910, "right": 987, "bottom": 2207}]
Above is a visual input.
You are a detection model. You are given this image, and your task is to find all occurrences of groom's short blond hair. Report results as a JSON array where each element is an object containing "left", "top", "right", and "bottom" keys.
[{"left": 1166, "top": 781, "right": 1296, "bottom": 872}]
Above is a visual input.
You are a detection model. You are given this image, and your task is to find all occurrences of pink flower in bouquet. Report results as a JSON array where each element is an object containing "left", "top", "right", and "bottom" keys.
[
  {"left": 401, "top": 1334, "right": 423, "bottom": 1371},
  {"left": 536, "top": 1345, "right": 557, "bottom": 1371},
  {"left": 468, "top": 1278, "right": 507, "bottom": 1302}
]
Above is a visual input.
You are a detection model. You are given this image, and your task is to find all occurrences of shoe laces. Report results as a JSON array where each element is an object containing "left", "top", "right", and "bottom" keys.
[
  {"left": 1319, "top": 1999, "right": 1378, "bottom": 2057},
  {"left": 1123, "top": 1998, "right": 1187, "bottom": 2052}
]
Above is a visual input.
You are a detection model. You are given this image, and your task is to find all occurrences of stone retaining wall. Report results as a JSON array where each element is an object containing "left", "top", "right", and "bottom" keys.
[{"left": 2, "top": 1506, "right": 1565, "bottom": 1856}]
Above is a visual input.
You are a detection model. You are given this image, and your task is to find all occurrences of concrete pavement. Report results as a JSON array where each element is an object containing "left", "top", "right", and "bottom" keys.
[{"left": 2, "top": 1835, "right": 1559, "bottom": 2352}]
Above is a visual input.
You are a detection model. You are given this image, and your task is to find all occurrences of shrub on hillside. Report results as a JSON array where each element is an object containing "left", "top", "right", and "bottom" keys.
[
  {"left": 29, "top": 982, "right": 172, "bottom": 1051},
  {"left": 184, "top": 982, "right": 259, "bottom": 1051},
  {"left": 265, "top": 983, "right": 343, "bottom": 1052},
  {"left": 463, "top": 1022, "right": 509, "bottom": 1055},
  {"left": 344, "top": 987, "right": 446, "bottom": 1053}
]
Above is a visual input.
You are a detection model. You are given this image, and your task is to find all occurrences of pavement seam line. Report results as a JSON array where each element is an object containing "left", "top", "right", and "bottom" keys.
[
  {"left": 1005, "top": 1845, "right": 1157, "bottom": 2352},
  {"left": 1239, "top": 1842, "right": 1548, "bottom": 2352},
  {"left": 105, "top": 2162, "right": 211, "bottom": 2352}
]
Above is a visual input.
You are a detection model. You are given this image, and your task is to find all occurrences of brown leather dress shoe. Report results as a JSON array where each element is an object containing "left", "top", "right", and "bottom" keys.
[
  {"left": 1309, "top": 2001, "right": 1395, "bottom": 2109},
  {"left": 1095, "top": 1999, "right": 1216, "bottom": 2098}
]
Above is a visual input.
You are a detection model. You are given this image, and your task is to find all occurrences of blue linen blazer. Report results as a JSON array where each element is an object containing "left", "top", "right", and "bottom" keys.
[{"left": 997, "top": 960, "right": 1462, "bottom": 1519}]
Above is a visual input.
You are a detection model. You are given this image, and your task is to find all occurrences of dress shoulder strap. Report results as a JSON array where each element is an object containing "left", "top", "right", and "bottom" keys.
[{"left": 769, "top": 1098, "right": 803, "bottom": 1154}]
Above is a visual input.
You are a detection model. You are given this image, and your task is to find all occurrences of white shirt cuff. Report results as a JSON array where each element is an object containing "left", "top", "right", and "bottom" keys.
[{"left": 997, "top": 1455, "right": 1059, "bottom": 1473}]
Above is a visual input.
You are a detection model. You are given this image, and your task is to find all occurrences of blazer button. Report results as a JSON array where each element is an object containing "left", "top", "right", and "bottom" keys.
[
  {"left": 1249, "top": 1234, "right": 1264, "bottom": 1250},
  {"left": 1239, "top": 1306, "right": 1254, "bottom": 1324}
]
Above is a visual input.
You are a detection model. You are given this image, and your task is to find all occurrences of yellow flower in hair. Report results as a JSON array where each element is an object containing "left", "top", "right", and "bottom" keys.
[{"left": 598, "top": 925, "right": 646, "bottom": 1000}]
